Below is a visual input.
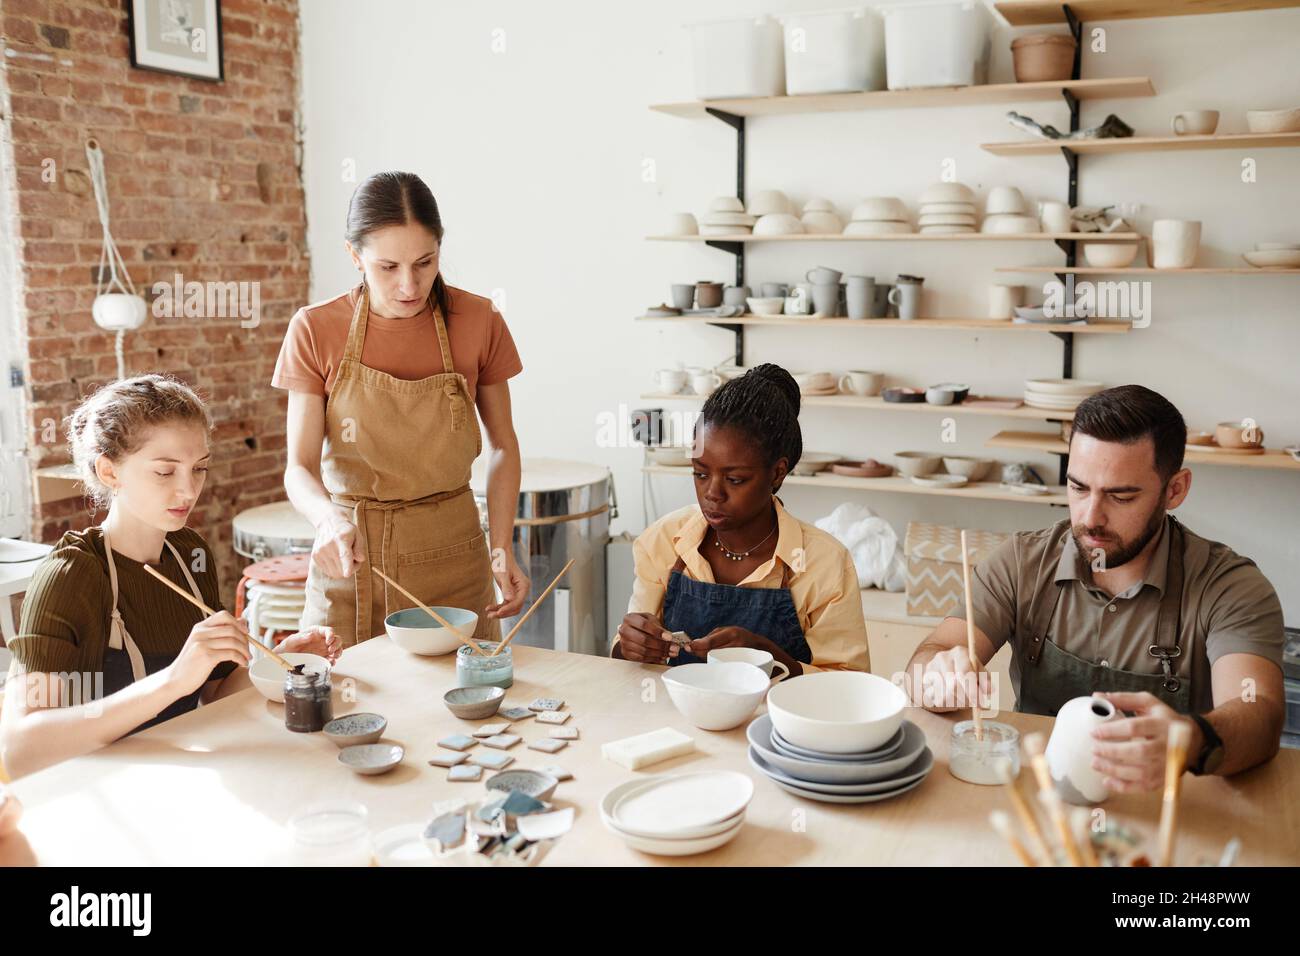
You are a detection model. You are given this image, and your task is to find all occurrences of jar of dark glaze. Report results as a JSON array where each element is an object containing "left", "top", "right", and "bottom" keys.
[{"left": 284, "top": 669, "right": 333, "bottom": 733}]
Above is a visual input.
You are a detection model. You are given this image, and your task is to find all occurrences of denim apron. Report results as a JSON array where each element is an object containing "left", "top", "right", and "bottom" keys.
[
  {"left": 1016, "top": 517, "right": 1193, "bottom": 716},
  {"left": 659, "top": 555, "right": 811, "bottom": 667}
]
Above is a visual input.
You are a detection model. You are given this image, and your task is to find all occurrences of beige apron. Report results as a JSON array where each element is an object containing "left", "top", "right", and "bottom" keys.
[{"left": 301, "top": 283, "right": 500, "bottom": 647}]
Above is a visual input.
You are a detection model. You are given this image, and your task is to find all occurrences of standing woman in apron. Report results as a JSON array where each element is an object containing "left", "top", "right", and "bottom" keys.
[
  {"left": 0, "top": 375, "right": 339, "bottom": 780},
  {"left": 276, "top": 172, "right": 530, "bottom": 646}
]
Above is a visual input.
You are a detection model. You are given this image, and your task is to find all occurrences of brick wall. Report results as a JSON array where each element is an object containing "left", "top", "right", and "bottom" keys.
[{"left": 1, "top": 0, "right": 307, "bottom": 609}]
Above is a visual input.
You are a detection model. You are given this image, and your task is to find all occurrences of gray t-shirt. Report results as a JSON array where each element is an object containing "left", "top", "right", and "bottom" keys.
[{"left": 956, "top": 516, "right": 1284, "bottom": 713}]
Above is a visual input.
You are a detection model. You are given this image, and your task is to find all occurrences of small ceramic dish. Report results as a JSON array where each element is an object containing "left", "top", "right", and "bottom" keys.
[
  {"left": 882, "top": 386, "right": 926, "bottom": 403},
  {"left": 790, "top": 452, "right": 840, "bottom": 476},
  {"left": 894, "top": 451, "right": 941, "bottom": 477},
  {"left": 338, "top": 743, "right": 404, "bottom": 776},
  {"left": 1083, "top": 242, "right": 1139, "bottom": 268},
  {"left": 831, "top": 460, "right": 893, "bottom": 479},
  {"left": 443, "top": 685, "right": 506, "bottom": 719},
  {"left": 925, "top": 383, "right": 970, "bottom": 405},
  {"left": 1243, "top": 249, "right": 1300, "bottom": 269},
  {"left": 322, "top": 712, "right": 387, "bottom": 748},
  {"left": 746, "top": 296, "right": 785, "bottom": 316},
  {"left": 911, "top": 474, "right": 968, "bottom": 488},
  {"left": 942, "top": 456, "right": 993, "bottom": 480},
  {"left": 1245, "top": 107, "right": 1300, "bottom": 133},
  {"left": 486, "top": 768, "right": 560, "bottom": 802},
  {"left": 1185, "top": 430, "right": 1215, "bottom": 446}
]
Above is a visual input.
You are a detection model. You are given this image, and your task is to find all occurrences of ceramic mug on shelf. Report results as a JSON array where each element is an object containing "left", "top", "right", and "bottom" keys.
[
  {"left": 1038, "top": 201, "right": 1073, "bottom": 234},
  {"left": 722, "top": 285, "right": 751, "bottom": 308},
  {"left": 845, "top": 275, "right": 875, "bottom": 320},
  {"left": 989, "top": 283, "right": 1025, "bottom": 319},
  {"left": 691, "top": 371, "right": 722, "bottom": 397},
  {"left": 707, "top": 646, "right": 790, "bottom": 681},
  {"left": 1151, "top": 219, "right": 1201, "bottom": 269},
  {"left": 839, "top": 370, "right": 884, "bottom": 396},
  {"left": 888, "top": 280, "right": 922, "bottom": 320},
  {"left": 653, "top": 368, "right": 688, "bottom": 393},
  {"left": 670, "top": 284, "right": 695, "bottom": 310},
  {"left": 806, "top": 266, "right": 843, "bottom": 286},
  {"left": 695, "top": 281, "right": 723, "bottom": 308},
  {"left": 1171, "top": 110, "right": 1218, "bottom": 136},
  {"left": 760, "top": 282, "right": 789, "bottom": 299},
  {"left": 811, "top": 283, "right": 839, "bottom": 317}
]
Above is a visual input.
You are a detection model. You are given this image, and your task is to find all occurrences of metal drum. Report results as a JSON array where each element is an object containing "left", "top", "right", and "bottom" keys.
[
  {"left": 472, "top": 458, "right": 615, "bottom": 657},
  {"left": 232, "top": 501, "right": 315, "bottom": 561}
]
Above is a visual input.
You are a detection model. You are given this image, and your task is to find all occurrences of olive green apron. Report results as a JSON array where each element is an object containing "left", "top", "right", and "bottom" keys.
[
  {"left": 300, "top": 283, "right": 500, "bottom": 647},
  {"left": 1016, "top": 517, "right": 1194, "bottom": 716}
]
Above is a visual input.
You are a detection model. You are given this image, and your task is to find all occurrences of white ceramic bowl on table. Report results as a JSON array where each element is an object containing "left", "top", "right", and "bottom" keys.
[
  {"left": 766, "top": 671, "right": 908, "bottom": 754},
  {"left": 385, "top": 606, "right": 478, "bottom": 656},
  {"left": 662, "top": 661, "right": 782, "bottom": 731},
  {"left": 250, "top": 652, "right": 330, "bottom": 702}
]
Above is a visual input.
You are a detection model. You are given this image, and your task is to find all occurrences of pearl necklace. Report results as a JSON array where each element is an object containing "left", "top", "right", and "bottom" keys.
[{"left": 714, "top": 521, "right": 778, "bottom": 562}]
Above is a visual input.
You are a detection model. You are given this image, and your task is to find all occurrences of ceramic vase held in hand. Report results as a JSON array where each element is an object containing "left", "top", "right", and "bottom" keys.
[{"left": 1045, "top": 695, "right": 1119, "bottom": 805}]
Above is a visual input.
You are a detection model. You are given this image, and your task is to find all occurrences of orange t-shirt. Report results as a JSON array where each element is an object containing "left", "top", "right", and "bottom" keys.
[{"left": 271, "top": 283, "right": 522, "bottom": 401}]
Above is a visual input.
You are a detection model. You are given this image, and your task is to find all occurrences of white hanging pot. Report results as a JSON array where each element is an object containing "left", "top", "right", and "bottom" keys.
[
  {"left": 92, "top": 292, "right": 147, "bottom": 331},
  {"left": 1045, "top": 695, "right": 1120, "bottom": 805}
]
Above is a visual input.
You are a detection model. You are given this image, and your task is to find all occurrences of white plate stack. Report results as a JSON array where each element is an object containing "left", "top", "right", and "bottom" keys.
[
  {"left": 242, "top": 579, "right": 306, "bottom": 646},
  {"left": 600, "top": 771, "right": 753, "bottom": 856},
  {"left": 844, "top": 196, "right": 911, "bottom": 236},
  {"left": 917, "top": 182, "right": 977, "bottom": 235},
  {"left": 701, "top": 196, "right": 755, "bottom": 236},
  {"left": 1023, "top": 378, "right": 1106, "bottom": 411}
]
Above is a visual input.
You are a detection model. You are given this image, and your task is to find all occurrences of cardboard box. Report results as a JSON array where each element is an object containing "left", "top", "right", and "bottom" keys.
[{"left": 904, "top": 522, "right": 1010, "bottom": 619}]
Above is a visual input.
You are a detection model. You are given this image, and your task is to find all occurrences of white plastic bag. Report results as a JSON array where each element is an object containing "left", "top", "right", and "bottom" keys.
[{"left": 815, "top": 503, "right": 906, "bottom": 591}]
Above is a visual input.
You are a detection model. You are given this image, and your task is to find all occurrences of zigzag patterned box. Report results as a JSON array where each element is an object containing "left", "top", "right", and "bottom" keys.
[{"left": 903, "top": 522, "right": 1011, "bottom": 619}]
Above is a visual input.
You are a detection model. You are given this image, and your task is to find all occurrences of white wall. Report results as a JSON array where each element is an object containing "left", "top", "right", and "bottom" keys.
[{"left": 298, "top": 0, "right": 1300, "bottom": 621}]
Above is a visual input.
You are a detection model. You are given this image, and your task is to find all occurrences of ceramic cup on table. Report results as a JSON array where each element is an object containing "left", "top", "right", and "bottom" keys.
[
  {"left": 695, "top": 281, "right": 723, "bottom": 308},
  {"left": 811, "top": 283, "right": 839, "bottom": 316},
  {"left": 1038, "top": 201, "right": 1072, "bottom": 234},
  {"left": 654, "top": 368, "right": 688, "bottom": 393},
  {"left": 691, "top": 371, "right": 722, "bottom": 397},
  {"left": 806, "top": 266, "right": 843, "bottom": 286},
  {"left": 989, "top": 283, "right": 1025, "bottom": 319},
  {"left": 670, "top": 284, "right": 695, "bottom": 310},
  {"left": 888, "top": 281, "right": 922, "bottom": 320},
  {"left": 845, "top": 275, "right": 875, "bottom": 320},
  {"left": 838, "top": 370, "right": 884, "bottom": 396},
  {"left": 1151, "top": 219, "right": 1201, "bottom": 269},
  {"left": 707, "top": 646, "right": 790, "bottom": 680},
  {"left": 722, "top": 285, "right": 751, "bottom": 308},
  {"left": 760, "top": 282, "right": 789, "bottom": 299},
  {"left": 1045, "top": 695, "right": 1120, "bottom": 804},
  {"left": 1171, "top": 110, "right": 1218, "bottom": 136}
]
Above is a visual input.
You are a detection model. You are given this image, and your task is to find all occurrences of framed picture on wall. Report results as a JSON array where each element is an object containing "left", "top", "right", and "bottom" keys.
[{"left": 127, "top": 0, "right": 224, "bottom": 82}]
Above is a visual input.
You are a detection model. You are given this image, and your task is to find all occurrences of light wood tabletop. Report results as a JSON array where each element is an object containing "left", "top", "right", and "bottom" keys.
[{"left": 8, "top": 638, "right": 1299, "bottom": 866}]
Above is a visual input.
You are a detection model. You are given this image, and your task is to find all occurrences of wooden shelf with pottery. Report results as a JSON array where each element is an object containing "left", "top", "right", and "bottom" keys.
[
  {"left": 34, "top": 463, "right": 83, "bottom": 504},
  {"left": 995, "top": 265, "right": 1300, "bottom": 275},
  {"left": 650, "top": 77, "right": 1154, "bottom": 119},
  {"left": 635, "top": 314, "right": 1132, "bottom": 334},
  {"left": 641, "top": 392, "right": 1078, "bottom": 422},
  {"left": 648, "top": 232, "right": 1142, "bottom": 243},
  {"left": 986, "top": 430, "right": 1300, "bottom": 471},
  {"left": 995, "top": 0, "right": 1300, "bottom": 26},
  {"left": 982, "top": 131, "right": 1300, "bottom": 157},
  {"left": 642, "top": 464, "right": 1069, "bottom": 505}
]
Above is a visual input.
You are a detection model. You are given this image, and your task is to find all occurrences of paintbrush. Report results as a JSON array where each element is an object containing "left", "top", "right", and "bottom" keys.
[
  {"left": 1024, "top": 731, "right": 1084, "bottom": 866},
  {"left": 997, "top": 758, "right": 1052, "bottom": 865},
  {"left": 490, "top": 559, "right": 575, "bottom": 657},
  {"left": 990, "top": 810, "right": 1037, "bottom": 866},
  {"left": 1157, "top": 721, "right": 1192, "bottom": 867},
  {"left": 959, "top": 530, "right": 984, "bottom": 739}
]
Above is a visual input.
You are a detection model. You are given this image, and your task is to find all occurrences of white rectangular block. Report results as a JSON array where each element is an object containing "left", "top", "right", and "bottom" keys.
[{"left": 601, "top": 727, "right": 696, "bottom": 771}]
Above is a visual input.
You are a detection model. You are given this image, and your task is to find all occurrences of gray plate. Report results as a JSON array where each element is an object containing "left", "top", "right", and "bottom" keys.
[
  {"left": 748, "top": 716, "right": 927, "bottom": 784},
  {"left": 748, "top": 744, "right": 933, "bottom": 796},
  {"left": 759, "top": 764, "right": 931, "bottom": 804},
  {"left": 767, "top": 716, "right": 905, "bottom": 763}
]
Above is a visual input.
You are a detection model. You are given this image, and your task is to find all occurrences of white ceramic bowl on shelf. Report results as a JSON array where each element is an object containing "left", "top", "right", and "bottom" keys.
[
  {"left": 746, "top": 296, "right": 785, "bottom": 316},
  {"left": 893, "top": 451, "right": 941, "bottom": 477},
  {"left": 851, "top": 196, "right": 908, "bottom": 222},
  {"left": 766, "top": 671, "right": 909, "bottom": 754},
  {"left": 752, "top": 213, "right": 804, "bottom": 236},
  {"left": 747, "top": 189, "right": 791, "bottom": 217},
  {"left": 1083, "top": 242, "right": 1139, "bottom": 268},
  {"left": 1245, "top": 107, "right": 1300, "bottom": 133},
  {"left": 843, "top": 220, "right": 912, "bottom": 236}
]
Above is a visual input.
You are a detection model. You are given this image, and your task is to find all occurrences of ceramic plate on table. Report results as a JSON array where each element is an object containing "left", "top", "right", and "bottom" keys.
[
  {"left": 602, "top": 784, "right": 744, "bottom": 841},
  {"left": 760, "top": 766, "right": 931, "bottom": 805},
  {"left": 607, "top": 771, "right": 753, "bottom": 837},
  {"left": 770, "top": 720, "right": 905, "bottom": 763},
  {"left": 748, "top": 715, "right": 926, "bottom": 784},
  {"left": 749, "top": 745, "right": 934, "bottom": 796},
  {"left": 609, "top": 816, "right": 745, "bottom": 856}
]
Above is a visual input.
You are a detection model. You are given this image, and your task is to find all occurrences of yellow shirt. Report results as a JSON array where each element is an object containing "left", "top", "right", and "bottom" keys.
[{"left": 616, "top": 500, "right": 870, "bottom": 672}]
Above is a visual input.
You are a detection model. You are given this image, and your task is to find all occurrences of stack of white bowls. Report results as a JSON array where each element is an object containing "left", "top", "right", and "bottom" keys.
[
  {"left": 982, "top": 186, "right": 1041, "bottom": 235},
  {"left": 844, "top": 196, "right": 911, "bottom": 236},
  {"left": 701, "top": 196, "right": 755, "bottom": 236},
  {"left": 1023, "top": 378, "right": 1105, "bottom": 411},
  {"left": 600, "top": 771, "right": 753, "bottom": 856},
  {"left": 917, "top": 182, "right": 977, "bottom": 235},
  {"left": 748, "top": 189, "right": 803, "bottom": 236},
  {"left": 800, "top": 197, "right": 843, "bottom": 235},
  {"left": 748, "top": 672, "right": 934, "bottom": 804}
]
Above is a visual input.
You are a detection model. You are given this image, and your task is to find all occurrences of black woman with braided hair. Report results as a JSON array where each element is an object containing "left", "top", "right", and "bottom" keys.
[{"left": 612, "top": 364, "right": 870, "bottom": 677}]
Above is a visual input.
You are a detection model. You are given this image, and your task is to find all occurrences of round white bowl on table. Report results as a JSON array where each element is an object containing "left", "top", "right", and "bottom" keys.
[
  {"left": 384, "top": 606, "right": 478, "bottom": 655},
  {"left": 662, "top": 661, "right": 784, "bottom": 731},
  {"left": 249, "top": 652, "right": 330, "bottom": 702},
  {"left": 766, "top": 671, "right": 909, "bottom": 754}
]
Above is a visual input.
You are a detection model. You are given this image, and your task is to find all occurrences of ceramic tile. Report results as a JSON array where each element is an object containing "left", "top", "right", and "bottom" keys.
[
  {"left": 538, "top": 764, "right": 572, "bottom": 781},
  {"left": 447, "top": 764, "right": 483, "bottom": 781},
  {"left": 469, "top": 750, "right": 516, "bottom": 770},
  {"left": 438, "top": 734, "right": 478, "bottom": 752},
  {"left": 482, "top": 733, "right": 521, "bottom": 750},
  {"left": 536, "top": 710, "right": 569, "bottom": 725},
  {"left": 529, "top": 697, "right": 564, "bottom": 712},
  {"left": 549, "top": 726, "right": 579, "bottom": 740},
  {"left": 427, "top": 751, "right": 470, "bottom": 767},
  {"left": 528, "top": 737, "right": 568, "bottom": 754},
  {"left": 472, "top": 722, "right": 510, "bottom": 738},
  {"left": 500, "top": 706, "right": 535, "bottom": 721}
]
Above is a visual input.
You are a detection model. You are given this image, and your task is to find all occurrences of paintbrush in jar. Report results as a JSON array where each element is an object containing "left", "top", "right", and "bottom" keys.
[
  {"left": 1024, "top": 731, "right": 1084, "bottom": 866},
  {"left": 1156, "top": 721, "right": 1192, "bottom": 867}
]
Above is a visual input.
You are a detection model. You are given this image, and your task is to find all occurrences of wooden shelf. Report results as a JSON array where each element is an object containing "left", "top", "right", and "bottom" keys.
[
  {"left": 642, "top": 392, "right": 1077, "bottom": 422},
  {"left": 996, "top": 265, "right": 1300, "bottom": 275},
  {"left": 995, "top": 0, "right": 1300, "bottom": 26},
  {"left": 650, "top": 77, "right": 1154, "bottom": 118},
  {"left": 982, "top": 132, "right": 1300, "bottom": 156},
  {"left": 643, "top": 464, "right": 1068, "bottom": 505},
  {"left": 34, "top": 463, "right": 83, "bottom": 504},
  {"left": 636, "top": 314, "right": 1132, "bottom": 334},
  {"left": 648, "top": 232, "right": 1142, "bottom": 243},
  {"left": 987, "top": 430, "right": 1300, "bottom": 471}
]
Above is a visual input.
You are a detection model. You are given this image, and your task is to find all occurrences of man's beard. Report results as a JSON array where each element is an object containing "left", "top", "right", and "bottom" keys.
[{"left": 1072, "top": 503, "right": 1166, "bottom": 573}]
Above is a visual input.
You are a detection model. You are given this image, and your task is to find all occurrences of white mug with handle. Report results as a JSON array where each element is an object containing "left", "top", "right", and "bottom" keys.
[{"left": 707, "top": 646, "right": 790, "bottom": 682}]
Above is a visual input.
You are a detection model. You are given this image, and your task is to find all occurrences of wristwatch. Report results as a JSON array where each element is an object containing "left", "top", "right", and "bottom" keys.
[{"left": 1187, "top": 712, "right": 1224, "bottom": 776}]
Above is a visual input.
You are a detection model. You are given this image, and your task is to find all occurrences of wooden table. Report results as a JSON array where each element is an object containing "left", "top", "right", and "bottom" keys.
[{"left": 9, "top": 639, "right": 1299, "bottom": 866}]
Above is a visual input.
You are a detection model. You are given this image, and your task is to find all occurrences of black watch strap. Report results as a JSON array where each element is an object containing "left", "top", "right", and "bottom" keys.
[{"left": 1189, "top": 712, "right": 1224, "bottom": 775}]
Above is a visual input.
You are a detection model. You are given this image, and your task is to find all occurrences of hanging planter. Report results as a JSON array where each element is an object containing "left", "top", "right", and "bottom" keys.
[{"left": 86, "top": 139, "right": 146, "bottom": 378}]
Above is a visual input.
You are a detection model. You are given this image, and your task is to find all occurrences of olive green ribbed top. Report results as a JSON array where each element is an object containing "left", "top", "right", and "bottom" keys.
[{"left": 11, "top": 526, "right": 235, "bottom": 687}]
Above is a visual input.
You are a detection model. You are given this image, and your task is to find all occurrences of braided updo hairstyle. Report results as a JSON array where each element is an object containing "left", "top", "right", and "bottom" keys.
[{"left": 696, "top": 363, "right": 802, "bottom": 472}]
